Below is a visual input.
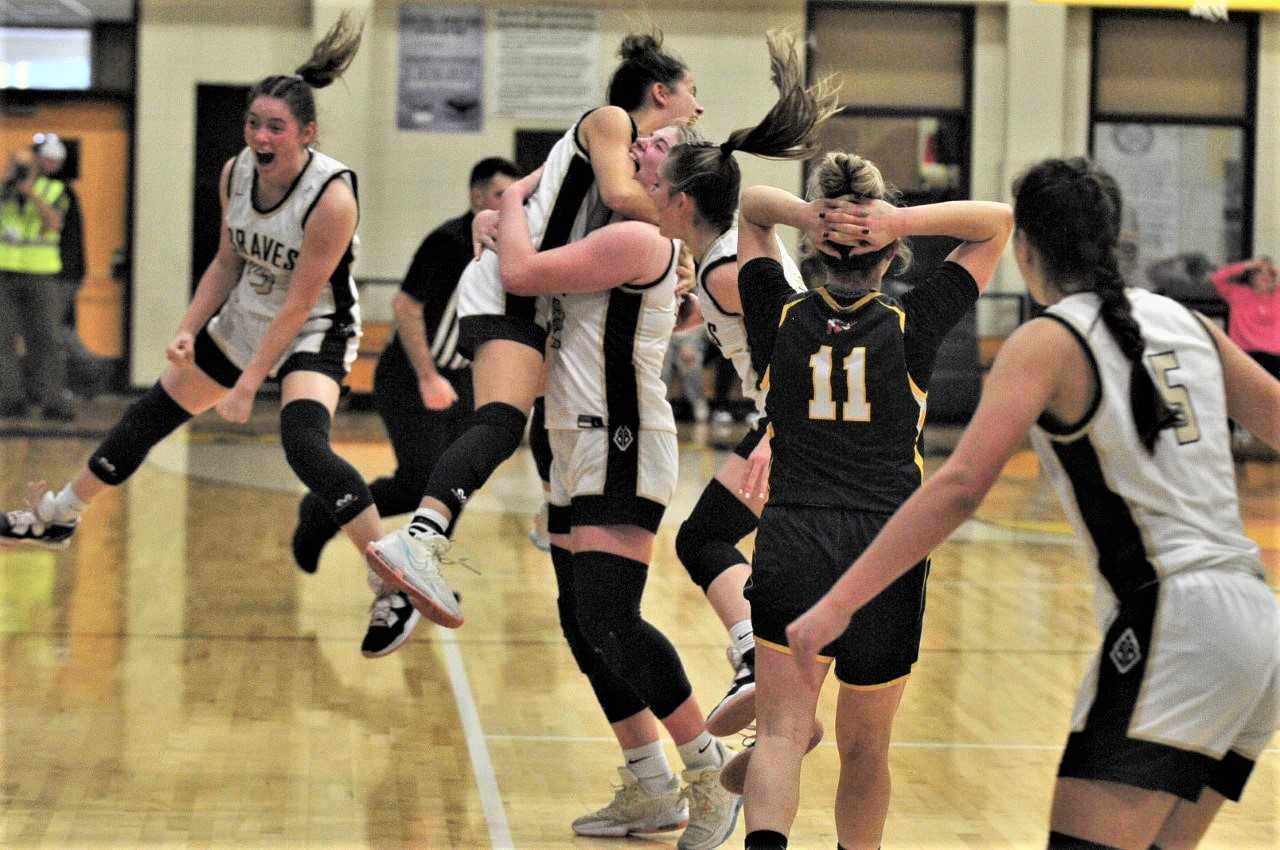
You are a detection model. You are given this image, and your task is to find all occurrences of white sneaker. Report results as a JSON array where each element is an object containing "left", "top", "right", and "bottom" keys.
[
  {"left": 527, "top": 503, "right": 550, "bottom": 552},
  {"left": 365, "top": 527, "right": 463, "bottom": 628},
  {"left": 678, "top": 744, "right": 742, "bottom": 850},
  {"left": 571, "top": 767, "right": 688, "bottom": 837},
  {"left": 0, "top": 490, "right": 77, "bottom": 550}
]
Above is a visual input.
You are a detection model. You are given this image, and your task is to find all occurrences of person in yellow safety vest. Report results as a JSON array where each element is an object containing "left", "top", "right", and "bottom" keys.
[{"left": 0, "top": 142, "right": 75, "bottom": 420}]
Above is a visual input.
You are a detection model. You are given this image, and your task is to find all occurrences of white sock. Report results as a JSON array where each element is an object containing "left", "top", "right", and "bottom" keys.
[
  {"left": 729, "top": 619, "right": 755, "bottom": 658},
  {"left": 677, "top": 732, "right": 725, "bottom": 771},
  {"left": 407, "top": 508, "right": 449, "bottom": 539},
  {"left": 622, "top": 740, "right": 674, "bottom": 793},
  {"left": 48, "top": 483, "right": 86, "bottom": 521}
]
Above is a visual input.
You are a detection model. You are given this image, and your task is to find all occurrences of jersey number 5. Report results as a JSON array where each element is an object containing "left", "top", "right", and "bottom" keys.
[
  {"left": 809, "top": 345, "right": 870, "bottom": 422},
  {"left": 1147, "top": 350, "right": 1200, "bottom": 444}
]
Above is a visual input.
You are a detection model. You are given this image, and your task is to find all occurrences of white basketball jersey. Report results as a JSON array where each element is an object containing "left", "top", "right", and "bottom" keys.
[
  {"left": 1030, "top": 289, "right": 1263, "bottom": 604},
  {"left": 546, "top": 238, "right": 680, "bottom": 434},
  {"left": 696, "top": 224, "right": 806, "bottom": 411},
  {"left": 222, "top": 147, "right": 359, "bottom": 332}
]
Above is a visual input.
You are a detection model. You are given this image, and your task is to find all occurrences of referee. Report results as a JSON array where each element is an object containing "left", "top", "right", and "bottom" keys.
[{"left": 292, "top": 157, "right": 519, "bottom": 582}]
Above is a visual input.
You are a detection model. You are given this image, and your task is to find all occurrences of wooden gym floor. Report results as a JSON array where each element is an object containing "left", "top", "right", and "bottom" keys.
[{"left": 1, "top": 413, "right": 1276, "bottom": 849}]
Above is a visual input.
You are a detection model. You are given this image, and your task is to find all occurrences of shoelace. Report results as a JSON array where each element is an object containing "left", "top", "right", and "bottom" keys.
[
  {"left": 368, "top": 594, "right": 400, "bottom": 627},
  {"left": 678, "top": 772, "right": 721, "bottom": 818}
]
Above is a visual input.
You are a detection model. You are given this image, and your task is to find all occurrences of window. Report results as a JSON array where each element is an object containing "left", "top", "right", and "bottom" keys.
[
  {"left": 807, "top": 3, "right": 973, "bottom": 203},
  {"left": 1091, "top": 11, "right": 1257, "bottom": 287},
  {"left": 0, "top": 27, "right": 92, "bottom": 90}
]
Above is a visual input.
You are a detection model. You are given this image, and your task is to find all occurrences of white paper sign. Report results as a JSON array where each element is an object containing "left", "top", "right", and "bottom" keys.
[
  {"left": 1094, "top": 123, "right": 1182, "bottom": 268},
  {"left": 398, "top": 5, "right": 484, "bottom": 132},
  {"left": 493, "top": 7, "right": 600, "bottom": 118}
]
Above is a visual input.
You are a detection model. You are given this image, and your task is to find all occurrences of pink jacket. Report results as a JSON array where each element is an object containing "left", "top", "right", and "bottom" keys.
[{"left": 1211, "top": 261, "right": 1279, "bottom": 355}]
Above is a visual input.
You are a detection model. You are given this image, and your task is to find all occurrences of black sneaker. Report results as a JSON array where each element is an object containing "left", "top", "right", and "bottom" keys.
[
  {"left": 706, "top": 648, "right": 755, "bottom": 737},
  {"left": 291, "top": 491, "right": 337, "bottom": 574},
  {"left": 0, "top": 498, "right": 78, "bottom": 551},
  {"left": 361, "top": 590, "right": 422, "bottom": 658}
]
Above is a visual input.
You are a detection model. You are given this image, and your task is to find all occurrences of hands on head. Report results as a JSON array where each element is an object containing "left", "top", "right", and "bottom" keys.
[{"left": 808, "top": 195, "right": 900, "bottom": 259}]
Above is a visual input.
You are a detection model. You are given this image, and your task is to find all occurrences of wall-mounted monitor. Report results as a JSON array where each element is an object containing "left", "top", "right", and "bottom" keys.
[{"left": 0, "top": 27, "right": 92, "bottom": 89}]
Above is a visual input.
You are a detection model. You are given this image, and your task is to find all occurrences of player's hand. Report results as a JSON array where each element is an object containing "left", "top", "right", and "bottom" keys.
[
  {"left": 843, "top": 199, "right": 902, "bottom": 253},
  {"left": 472, "top": 209, "right": 500, "bottom": 259},
  {"left": 786, "top": 597, "right": 851, "bottom": 691},
  {"left": 418, "top": 372, "right": 458, "bottom": 410},
  {"left": 803, "top": 195, "right": 864, "bottom": 258},
  {"left": 674, "top": 292, "right": 702, "bottom": 333},
  {"left": 165, "top": 331, "right": 196, "bottom": 367},
  {"left": 215, "top": 383, "right": 256, "bottom": 424},
  {"left": 738, "top": 430, "right": 771, "bottom": 503}
]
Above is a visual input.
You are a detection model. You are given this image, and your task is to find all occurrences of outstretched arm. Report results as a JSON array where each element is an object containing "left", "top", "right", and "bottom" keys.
[{"left": 785, "top": 318, "right": 1070, "bottom": 687}]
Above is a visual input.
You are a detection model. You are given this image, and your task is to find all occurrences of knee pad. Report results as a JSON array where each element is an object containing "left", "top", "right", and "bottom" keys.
[
  {"left": 280, "top": 400, "right": 373, "bottom": 525},
  {"left": 423, "top": 401, "right": 528, "bottom": 516},
  {"left": 89, "top": 382, "right": 192, "bottom": 485},
  {"left": 528, "top": 396, "right": 553, "bottom": 485},
  {"left": 573, "top": 550, "right": 692, "bottom": 718},
  {"left": 551, "top": 545, "right": 646, "bottom": 722},
  {"left": 675, "top": 479, "right": 759, "bottom": 592}
]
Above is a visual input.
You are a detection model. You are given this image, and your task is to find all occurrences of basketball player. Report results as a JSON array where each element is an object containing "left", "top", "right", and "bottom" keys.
[
  {"left": 628, "top": 31, "right": 834, "bottom": 733},
  {"left": 0, "top": 16, "right": 393, "bottom": 625},
  {"left": 731, "top": 159, "right": 1013, "bottom": 850},
  {"left": 290, "top": 156, "right": 517, "bottom": 657},
  {"left": 366, "top": 33, "right": 703, "bottom": 629},
  {"left": 787, "top": 157, "right": 1280, "bottom": 850},
  {"left": 488, "top": 159, "right": 734, "bottom": 847}
]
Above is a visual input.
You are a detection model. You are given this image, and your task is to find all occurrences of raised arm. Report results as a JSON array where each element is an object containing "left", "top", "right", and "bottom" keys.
[
  {"left": 497, "top": 176, "right": 670, "bottom": 295},
  {"left": 578, "top": 106, "right": 659, "bottom": 224},
  {"left": 842, "top": 199, "right": 1013, "bottom": 289}
]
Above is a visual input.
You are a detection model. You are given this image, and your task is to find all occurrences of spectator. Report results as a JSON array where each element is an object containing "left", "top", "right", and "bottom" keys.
[
  {"left": 0, "top": 138, "right": 75, "bottom": 420},
  {"left": 1211, "top": 256, "right": 1280, "bottom": 380}
]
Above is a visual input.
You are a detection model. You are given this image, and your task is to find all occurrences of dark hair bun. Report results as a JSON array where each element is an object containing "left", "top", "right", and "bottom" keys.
[{"left": 618, "top": 33, "right": 663, "bottom": 60}]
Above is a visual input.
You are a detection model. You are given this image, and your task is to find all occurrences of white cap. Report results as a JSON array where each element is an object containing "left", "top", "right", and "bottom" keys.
[{"left": 34, "top": 133, "right": 67, "bottom": 162}]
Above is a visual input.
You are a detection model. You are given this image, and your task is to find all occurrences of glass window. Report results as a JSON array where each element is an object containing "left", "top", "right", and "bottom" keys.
[{"left": 0, "top": 27, "right": 91, "bottom": 90}]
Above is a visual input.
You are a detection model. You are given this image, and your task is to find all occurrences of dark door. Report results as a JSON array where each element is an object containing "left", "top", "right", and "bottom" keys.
[{"left": 191, "top": 84, "right": 249, "bottom": 293}]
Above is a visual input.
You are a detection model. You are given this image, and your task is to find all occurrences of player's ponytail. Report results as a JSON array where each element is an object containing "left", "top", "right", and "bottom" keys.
[
  {"left": 662, "top": 30, "right": 840, "bottom": 233},
  {"left": 1014, "top": 157, "right": 1178, "bottom": 453},
  {"left": 247, "top": 12, "right": 364, "bottom": 128}
]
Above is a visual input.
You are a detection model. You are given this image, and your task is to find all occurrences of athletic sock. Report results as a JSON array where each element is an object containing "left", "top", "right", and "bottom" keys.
[
  {"left": 729, "top": 618, "right": 755, "bottom": 658},
  {"left": 677, "top": 731, "right": 725, "bottom": 771},
  {"left": 746, "top": 830, "right": 788, "bottom": 849},
  {"left": 407, "top": 508, "right": 448, "bottom": 539},
  {"left": 622, "top": 740, "right": 674, "bottom": 793},
  {"left": 49, "top": 482, "right": 86, "bottom": 521}
]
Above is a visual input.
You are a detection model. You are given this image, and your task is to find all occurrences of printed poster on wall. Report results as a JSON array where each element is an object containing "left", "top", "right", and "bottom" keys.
[
  {"left": 397, "top": 4, "right": 484, "bottom": 132},
  {"left": 493, "top": 7, "right": 599, "bottom": 118}
]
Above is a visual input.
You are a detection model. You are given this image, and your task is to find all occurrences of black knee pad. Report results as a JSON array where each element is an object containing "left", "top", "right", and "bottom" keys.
[
  {"left": 551, "top": 545, "right": 646, "bottom": 722},
  {"left": 1047, "top": 833, "right": 1124, "bottom": 850},
  {"left": 423, "top": 401, "right": 527, "bottom": 516},
  {"left": 573, "top": 550, "right": 692, "bottom": 719},
  {"left": 89, "top": 382, "right": 192, "bottom": 485},
  {"left": 675, "top": 479, "right": 758, "bottom": 592},
  {"left": 280, "top": 400, "right": 373, "bottom": 526},
  {"left": 528, "top": 396, "right": 553, "bottom": 484}
]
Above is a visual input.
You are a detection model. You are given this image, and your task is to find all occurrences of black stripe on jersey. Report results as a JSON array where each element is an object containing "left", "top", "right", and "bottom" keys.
[
  {"left": 1035, "top": 314, "right": 1102, "bottom": 436},
  {"left": 431, "top": 290, "right": 466, "bottom": 369},
  {"left": 1049, "top": 435, "right": 1157, "bottom": 595},
  {"left": 224, "top": 152, "right": 241, "bottom": 199},
  {"left": 251, "top": 150, "right": 314, "bottom": 214},
  {"left": 541, "top": 156, "right": 596, "bottom": 251},
  {"left": 302, "top": 170, "right": 358, "bottom": 230},
  {"left": 622, "top": 241, "right": 676, "bottom": 292},
  {"left": 572, "top": 108, "right": 638, "bottom": 157},
  {"left": 698, "top": 255, "right": 740, "bottom": 316},
  {"left": 603, "top": 288, "right": 644, "bottom": 498}
]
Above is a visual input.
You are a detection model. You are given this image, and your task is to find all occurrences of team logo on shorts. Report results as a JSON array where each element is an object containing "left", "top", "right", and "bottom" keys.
[
  {"left": 1108, "top": 627, "right": 1142, "bottom": 674},
  {"left": 612, "top": 425, "right": 634, "bottom": 452}
]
